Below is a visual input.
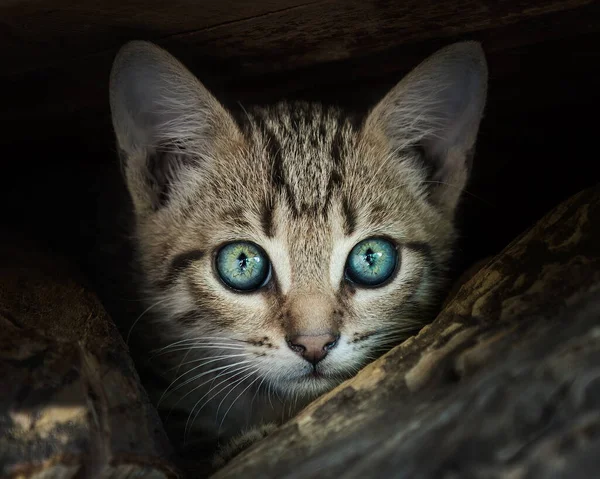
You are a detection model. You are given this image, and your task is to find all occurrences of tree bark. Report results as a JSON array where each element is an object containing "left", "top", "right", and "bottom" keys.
[
  {"left": 0, "top": 235, "right": 178, "bottom": 478},
  {"left": 213, "top": 184, "right": 600, "bottom": 478}
]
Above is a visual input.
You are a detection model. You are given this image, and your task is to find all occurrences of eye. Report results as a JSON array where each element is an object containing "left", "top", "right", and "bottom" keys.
[
  {"left": 216, "top": 242, "right": 271, "bottom": 291},
  {"left": 345, "top": 237, "right": 398, "bottom": 287}
]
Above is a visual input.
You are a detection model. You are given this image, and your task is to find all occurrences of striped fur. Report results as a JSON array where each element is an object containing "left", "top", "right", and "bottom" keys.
[{"left": 109, "top": 40, "right": 487, "bottom": 458}]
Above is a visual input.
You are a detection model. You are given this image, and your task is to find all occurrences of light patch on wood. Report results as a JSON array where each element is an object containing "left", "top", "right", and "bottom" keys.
[
  {"left": 9, "top": 411, "right": 34, "bottom": 432},
  {"left": 9, "top": 377, "right": 87, "bottom": 441},
  {"left": 548, "top": 206, "right": 587, "bottom": 250},
  {"left": 405, "top": 327, "right": 477, "bottom": 392},
  {"left": 10, "top": 403, "right": 86, "bottom": 441},
  {"left": 441, "top": 322, "right": 463, "bottom": 337},
  {"left": 35, "top": 405, "right": 86, "bottom": 438},
  {"left": 346, "top": 358, "right": 387, "bottom": 391},
  {"left": 513, "top": 273, "right": 528, "bottom": 289},
  {"left": 15, "top": 464, "right": 81, "bottom": 479},
  {"left": 470, "top": 270, "right": 505, "bottom": 318}
]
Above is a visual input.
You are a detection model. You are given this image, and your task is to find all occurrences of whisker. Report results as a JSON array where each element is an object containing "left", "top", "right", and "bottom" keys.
[
  {"left": 215, "top": 369, "right": 258, "bottom": 423},
  {"left": 163, "top": 343, "right": 247, "bottom": 350},
  {"left": 169, "top": 359, "right": 252, "bottom": 395},
  {"left": 185, "top": 366, "right": 257, "bottom": 440},
  {"left": 158, "top": 360, "right": 252, "bottom": 407},
  {"left": 170, "top": 353, "right": 248, "bottom": 371},
  {"left": 151, "top": 344, "right": 246, "bottom": 359},
  {"left": 151, "top": 336, "right": 248, "bottom": 353},
  {"left": 186, "top": 365, "right": 256, "bottom": 416},
  {"left": 218, "top": 374, "right": 262, "bottom": 434},
  {"left": 371, "top": 330, "right": 419, "bottom": 341},
  {"left": 174, "top": 347, "right": 194, "bottom": 377},
  {"left": 267, "top": 379, "right": 275, "bottom": 410},
  {"left": 250, "top": 375, "right": 268, "bottom": 410},
  {"left": 126, "top": 298, "right": 169, "bottom": 344},
  {"left": 161, "top": 336, "right": 249, "bottom": 345},
  {"left": 165, "top": 363, "right": 255, "bottom": 427},
  {"left": 374, "top": 328, "right": 420, "bottom": 338}
]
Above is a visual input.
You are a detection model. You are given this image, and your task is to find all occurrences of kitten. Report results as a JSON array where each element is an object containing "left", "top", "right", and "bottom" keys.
[{"left": 109, "top": 40, "right": 487, "bottom": 466}]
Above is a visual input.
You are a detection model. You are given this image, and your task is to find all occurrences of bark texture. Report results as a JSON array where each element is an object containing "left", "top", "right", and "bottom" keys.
[
  {"left": 213, "top": 184, "right": 600, "bottom": 478},
  {"left": 0, "top": 236, "right": 178, "bottom": 478}
]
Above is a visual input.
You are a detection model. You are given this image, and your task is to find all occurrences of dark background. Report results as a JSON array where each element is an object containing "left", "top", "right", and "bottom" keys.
[{"left": 2, "top": 0, "right": 599, "bottom": 288}]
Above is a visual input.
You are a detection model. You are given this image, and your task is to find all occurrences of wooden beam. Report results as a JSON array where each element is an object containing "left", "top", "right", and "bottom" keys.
[
  {"left": 1, "top": 1, "right": 599, "bottom": 149},
  {"left": 1, "top": 0, "right": 593, "bottom": 77},
  {"left": 0, "top": 0, "right": 307, "bottom": 76}
]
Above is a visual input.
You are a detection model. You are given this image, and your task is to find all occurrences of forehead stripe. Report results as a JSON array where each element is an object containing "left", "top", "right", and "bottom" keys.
[{"left": 342, "top": 197, "right": 357, "bottom": 236}]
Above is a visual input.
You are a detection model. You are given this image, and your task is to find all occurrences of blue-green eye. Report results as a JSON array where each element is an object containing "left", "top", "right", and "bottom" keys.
[
  {"left": 216, "top": 242, "right": 271, "bottom": 291},
  {"left": 345, "top": 238, "right": 398, "bottom": 287}
]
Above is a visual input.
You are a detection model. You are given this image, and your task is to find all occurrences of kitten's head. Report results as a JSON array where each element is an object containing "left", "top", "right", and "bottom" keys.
[{"left": 110, "top": 41, "right": 487, "bottom": 398}]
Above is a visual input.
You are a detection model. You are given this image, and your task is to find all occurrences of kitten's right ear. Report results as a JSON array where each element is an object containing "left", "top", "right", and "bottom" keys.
[
  {"left": 365, "top": 42, "right": 488, "bottom": 216},
  {"left": 109, "top": 41, "right": 242, "bottom": 215}
]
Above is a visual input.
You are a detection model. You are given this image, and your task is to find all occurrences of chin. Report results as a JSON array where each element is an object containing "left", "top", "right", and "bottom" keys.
[{"left": 273, "top": 371, "right": 345, "bottom": 399}]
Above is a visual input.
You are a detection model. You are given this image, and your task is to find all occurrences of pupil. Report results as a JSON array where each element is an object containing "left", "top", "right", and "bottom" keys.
[
  {"left": 365, "top": 248, "right": 376, "bottom": 267},
  {"left": 238, "top": 252, "right": 248, "bottom": 271}
]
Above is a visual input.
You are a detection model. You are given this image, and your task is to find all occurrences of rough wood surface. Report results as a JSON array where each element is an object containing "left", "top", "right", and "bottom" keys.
[
  {"left": 2, "top": 0, "right": 592, "bottom": 77},
  {"left": 0, "top": 236, "right": 178, "bottom": 478},
  {"left": 2, "top": 0, "right": 599, "bottom": 148},
  {"left": 213, "top": 184, "right": 600, "bottom": 478}
]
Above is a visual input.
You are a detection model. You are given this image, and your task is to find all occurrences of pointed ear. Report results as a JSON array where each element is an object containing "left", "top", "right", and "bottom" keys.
[
  {"left": 365, "top": 41, "right": 488, "bottom": 215},
  {"left": 109, "top": 41, "right": 242, "bottom": 215}
]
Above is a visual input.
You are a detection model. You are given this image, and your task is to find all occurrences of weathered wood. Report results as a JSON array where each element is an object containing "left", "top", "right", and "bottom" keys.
[
  {"left": 0, "top": 0, "right": 305, "bottom": 76},
  {"left": 0, "top": 235, "right": 178, "bottom": 478},
  {"left": 2, "top": 0, "right": 599, "bottom": 149},
  {"left": 2, "top": 0, "right": 592, "bottom": 77},
  {"left": 212, "top": 184, "right": 600, "bottom": 478}
]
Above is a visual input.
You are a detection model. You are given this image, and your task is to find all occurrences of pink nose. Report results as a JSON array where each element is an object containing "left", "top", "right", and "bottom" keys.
[{"left": 287, "top": 333, "right": 339, "bottom": 365}]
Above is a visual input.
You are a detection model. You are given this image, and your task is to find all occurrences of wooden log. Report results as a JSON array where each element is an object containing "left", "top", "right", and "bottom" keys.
[
  {"left": 0, "top": 235, "right": 178, "bottom": 478},
  {"left": 1, "top": 0, "right": 593, "bottom": 77},
  {"left": 2, "top": 1, "right": 599, "bottom": 148},
  {"left": 212, "top": 184, "right": 600, "bottom": 478}
]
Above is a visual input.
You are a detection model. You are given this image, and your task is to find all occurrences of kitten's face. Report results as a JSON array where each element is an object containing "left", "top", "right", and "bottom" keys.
[
  {"left": 110, "top": 41, "right": 487, "bottom": 400},
  {"left": 134, "top": 104, "right": 455, "bottom": 397}
]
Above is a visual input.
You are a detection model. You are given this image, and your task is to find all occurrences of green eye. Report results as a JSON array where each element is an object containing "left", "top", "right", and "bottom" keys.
[
  {"left": 216, "top": 242, "right": 271, "bottom": 291},
  {"left": 345, "top": 238, "right": 398, "bottom": 287}
]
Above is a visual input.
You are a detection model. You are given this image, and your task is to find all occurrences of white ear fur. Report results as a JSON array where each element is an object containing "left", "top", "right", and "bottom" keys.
[
  {"left": 109, "top": 41, "right": 239, "bottom": 214},
  {"left": 366, "top": 41, "right": 488, "bottom": 213}
]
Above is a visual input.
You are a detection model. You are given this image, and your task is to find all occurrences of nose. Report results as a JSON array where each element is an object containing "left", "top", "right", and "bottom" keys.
[{"left": 287, "top": 333, "right": 339, "bottom": 365}]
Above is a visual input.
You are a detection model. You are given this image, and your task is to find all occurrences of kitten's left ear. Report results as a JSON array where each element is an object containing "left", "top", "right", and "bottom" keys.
[
  {"left": 365, "top": 41, "right": 488, "bottom": 214},
  {"left": 109, "top": 41, "right": 243, "bottom": 215}
]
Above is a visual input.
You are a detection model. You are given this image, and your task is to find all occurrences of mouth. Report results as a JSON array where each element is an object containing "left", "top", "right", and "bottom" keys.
[
  {"left": 300, "top": 368, "right": 346, "bottom": 385},
  {"left": 305, "top": 369, "right": 328, "bottom": 381},
  {"left": 285, "top": 368, "right": 339, "bottom": 384},
  {"left": 269, "top": 369, "right": 344, "bottom": 399}
]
